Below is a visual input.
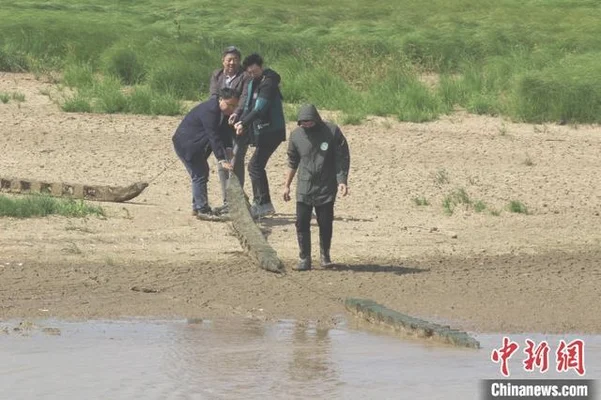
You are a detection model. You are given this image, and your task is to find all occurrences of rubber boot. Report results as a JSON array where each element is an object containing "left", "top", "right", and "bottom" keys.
[
  {"left": 294, "top": 232, "right": 312, "bottom": 271},
  {"left": 320, "top": 239, "right": 333, "bottom": 268}
]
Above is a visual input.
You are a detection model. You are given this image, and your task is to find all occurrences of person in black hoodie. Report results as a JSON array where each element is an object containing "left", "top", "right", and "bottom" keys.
[
  {"left": 172, "top": 88, "right": 239, "bottom": 221},
  {"left": 283, "top": 104, "right": 351, "bottom": 271},
  {"left": 234, "top": 53, "right": 286, "bottom": 219}
]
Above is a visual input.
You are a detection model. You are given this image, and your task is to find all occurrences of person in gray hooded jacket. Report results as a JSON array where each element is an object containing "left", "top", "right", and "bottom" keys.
[{"left": 283, "top": 104, "right": 351, "bottom": 271}]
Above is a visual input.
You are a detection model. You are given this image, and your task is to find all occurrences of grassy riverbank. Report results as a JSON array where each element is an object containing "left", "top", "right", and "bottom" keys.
[{"left": 1, "top": 0, "right": 600, "bottom": 123}]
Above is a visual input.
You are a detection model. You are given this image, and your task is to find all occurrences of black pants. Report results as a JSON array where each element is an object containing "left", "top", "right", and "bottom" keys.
[
  {"left": 296, "top": 201, "right": 335, "bottom": 258},
  {"left": 248, "top": 138, "right": 281, "bottom": 205}
]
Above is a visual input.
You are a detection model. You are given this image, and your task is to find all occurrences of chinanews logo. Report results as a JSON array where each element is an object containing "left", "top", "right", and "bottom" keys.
[{"left": 484, "top": 338, "right": 595, "bottom": 400}]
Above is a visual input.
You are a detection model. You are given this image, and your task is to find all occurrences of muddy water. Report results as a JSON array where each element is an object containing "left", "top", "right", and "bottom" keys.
[{"left": 1, "top": 318, "right": 599, "bottom": 400}]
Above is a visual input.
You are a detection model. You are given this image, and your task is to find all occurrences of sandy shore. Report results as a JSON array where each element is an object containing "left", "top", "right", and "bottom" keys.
[{"left": 1, "top": 72, "right": 600, "bottom": 334}]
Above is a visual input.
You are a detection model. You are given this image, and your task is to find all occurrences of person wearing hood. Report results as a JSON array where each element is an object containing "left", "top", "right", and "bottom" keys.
[
  {"left": 234, "top": 53, "right": 286, "bottom": 219},
  {"left": 207, "top": 46, "right": 252, "bottom": 215},
  {"left": 283, "top": 104, "right": 351, "bottom": 271}
]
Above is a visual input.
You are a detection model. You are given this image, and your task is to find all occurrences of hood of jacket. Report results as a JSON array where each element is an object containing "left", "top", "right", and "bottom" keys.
[
  {"left": 262, "top": 68, "right": 281, "bottom": 84},
  {"left": 297, "top": 104, "right": 323, "bottom": 125}
]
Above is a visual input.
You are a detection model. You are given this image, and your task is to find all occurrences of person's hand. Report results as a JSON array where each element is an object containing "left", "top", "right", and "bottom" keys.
[
  {"left": 234, "top": 122, "right": 244, "bottom": 136},
  {"left": 338, "top": 183, "right": 348, "bottom": 197},
  {"left": 220, "top": 161, "right": 233, "bottom": 171},
  {"left": 225, "top": 147, "right": 234, "bottom": 161},
  {"left": 228, "top": 113, "right": 238, "bottom": 125},
  {"left": 283, "top": 186, "right": 291, "bottom": 202}
]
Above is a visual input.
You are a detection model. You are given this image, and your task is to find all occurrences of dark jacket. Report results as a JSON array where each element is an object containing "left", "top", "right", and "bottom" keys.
[
  {"left": 240, "top": 68, "right": 286, "bottom": 146},
  {"left": 172, "top": 97, "right": 231, "bottom": 162},
  {"left": 287, "top": 104, "right": 350, "bottom": 206},
  {"left": 208, "top": 67, "right": 250, "bottom": 118}
]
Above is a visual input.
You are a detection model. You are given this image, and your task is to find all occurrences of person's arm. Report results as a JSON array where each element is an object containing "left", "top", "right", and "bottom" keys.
[
  {"left": 208, "top": 70, "right": 221, "bottom": 98},
  {"left": 231, "top": 73, "right": 250, "bottom": 121},
  {"left": 220, "top": 125, "right": 234, "bottom": 160},
  {"left": 334, "top": 126, "right": 350, "bottom": 185},
  {"left": 283, "top": 137, "right": 299, "bottom": 201},
  {"left": 200, "top": 107, "right": 228, "bottom": 163},
  {"left": 284, "top": 168, "right": 297, "bottom": 188},
  {"left": 239, "top": 75, "right": 278, "bottom": 127}
]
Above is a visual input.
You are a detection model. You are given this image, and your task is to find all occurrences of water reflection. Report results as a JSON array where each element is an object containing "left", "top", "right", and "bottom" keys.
[
  {"left": 165, "top": 318, "right": 270, "bottom": 397},
  {"left": 0, "top": 318, "right": 599, "bottom": 400},
  {"left": 162, "top": 318, "right": 342, "bottom": 398},
  {"left": 286, "top": 323, "right": 339, "bottom": 395}
]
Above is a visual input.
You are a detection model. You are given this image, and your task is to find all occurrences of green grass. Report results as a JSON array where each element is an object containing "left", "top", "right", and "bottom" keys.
[
  {"left": 340, "top": 113, "right": 365, "bottom": 125},
  {"left": 442, "top": 188, "right": 493, "bottom": 215},
  {"left": 0, "top": 194, "right": 105, "bottom": 218},
  {"left": 443, "top": 188, "right": 471, "bottom": 215},
  {"left": 413, "top": 196, "right": 430, "bottom": 206},
  {"left": 60, "top": 75, "right": 184, "bottom": 115},
  {"left": 0, "top": 91, "right": 26, "bottom": 103},
  {"left": 63, "top": 62, "right": 95, "bottom": 89},
  {"left": 61, "top": 93, "right": 93, "bottom": 113},
  {"left": 11, "top": 92, "right": 26, "bottom": 102},
  {"left": 474, "top": 200, "right": 487, "bottom": 213},
  {"left": 12, "top": 92, "right": 25, "bottom": 102},
  {"left": 1, "top": 0, "right": 601, "bottom": 122},
  {"left": 283, "top": 103, "right": 300, "bottom": 122},
  {"left": 508, "top": 200, "right": 529, "bottom": 214},
  {"left": 442, "top": 196, "right": 454, "bottom": 216}
]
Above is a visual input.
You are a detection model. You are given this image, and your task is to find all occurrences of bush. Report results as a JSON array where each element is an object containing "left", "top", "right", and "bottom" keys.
[
  {"left": 103, "top": 45, "right": 146, "bottom": 85},
  {"left": 147, "top": 59, "right": 208, "bottom": 101},
  {"left": 510, "top": 53, "right": 601, "bottom": 123}
]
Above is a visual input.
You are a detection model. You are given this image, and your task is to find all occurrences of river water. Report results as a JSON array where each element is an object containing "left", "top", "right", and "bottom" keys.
[{"left": 1, "top": 317, "right": 599, "bottom": 399}]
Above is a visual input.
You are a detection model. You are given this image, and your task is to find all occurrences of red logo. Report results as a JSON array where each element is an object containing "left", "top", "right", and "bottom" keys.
[
  {"left": 556, "top": 339, "right": 586, "bottom": 376},
  {"left": 491, "top": 337, "right": 586, "bottom": 377},
  {"left": 491, "top": 336, "right": 520, "bottom": 377},
  {"left": 523, "top": 339, "right": 550, "bottom": 373}
]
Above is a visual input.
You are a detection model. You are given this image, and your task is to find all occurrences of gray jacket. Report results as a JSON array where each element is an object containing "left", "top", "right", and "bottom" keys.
[
  {"left": 287, "top": 104, "right": 350, "bottom": 206},
  {"left": 208, "top": 68, "right": 250, "bottom": 118}
]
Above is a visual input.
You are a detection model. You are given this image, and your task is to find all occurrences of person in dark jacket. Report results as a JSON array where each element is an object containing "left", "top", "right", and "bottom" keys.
[
  {"left": 283, "top": 104, "right": 351, "bottom": 271},
  {"left": 172, "top": 88, "right": 239, "bottom": 221},
  {"left": 207, "top": 46, "right": 252, "bottom": 214},
  {"left": 234, "top": 53, "right": 286, "bottom": 219}
]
